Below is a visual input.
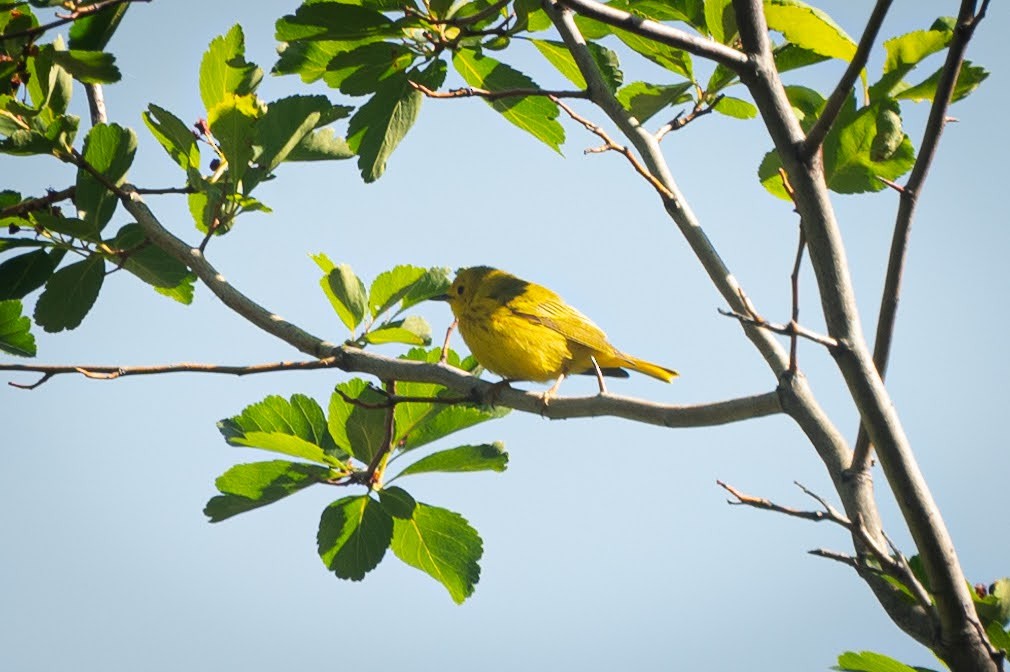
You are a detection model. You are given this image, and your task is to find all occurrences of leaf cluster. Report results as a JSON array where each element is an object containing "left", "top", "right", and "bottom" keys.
[{"left": 206, "top": 346, "right": 509, "bottom": 603}]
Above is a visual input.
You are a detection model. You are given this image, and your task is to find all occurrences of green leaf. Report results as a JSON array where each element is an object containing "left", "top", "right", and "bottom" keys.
[
  {"left": 391, "top": 502, "right": 482, "bottom": 603},
  {"left": 314, "top": 256, "right": 368, "bottom": 332},
  {"left": 895, "top": 62, "right": 988, "bottom": 104},
  {"left": 205, "top": 460, "right": 332, "bottom": 522},
  {"left": 610, "top": 0, "right": 697, "bottom": 23},
  {"left": 364, "top": 315, "right": 432, "bottom": 346},
  {"left": 514, "top": 0, "right": 551, "bottom": 32},
  {"left": 276, "top": 2, "right": 400, "bottom": 42},
  {"left": 0, "top": 248, "right": 57, "bottom": 300},
  {"left": 33, "top": 255, "right": 104, "bottom": 332},
  {"left": 764, "top": 0, "right": 855, "bottom": 62},
  {"left": 346, "top": 61, "right": 446, "bottom": 182},
  {"left": 207, "top": 93, "right": 260, "bottom": 185},
  {"left": 393, "top": 348, "right": 509, "bottom": 451},
  {"left": 378, "top": 485, "right": 416, "bottom": 519},
  {"left": 199, "top": 25, "right": 263, "bottom": 112},
  {"left": 142, "top": 104, "right": 201, "bottom": 177},
  {"left": 49, "top": 50, "right": 121, "bottom": 84},
  {"left": 399, "top": 266, "right": 452, "bottom": 310},
  {"left": 833, "top": 651, "right": 919, "bottom": 672},
  {"left": 26, "top": 43, "right": 72, "bottom": 118},
  {"left": 109, "top": 223, "right": 195, "bottom": 304},
  {"left": 318, "top": 495, "right": 392, "bottom": 581},
  {"left": 0, "top": 299, "right": 36, "bottom": 357},
  {"left": 883, "top": 28, "right": 950, "bottom": 75},
  {"left": 869, "top": 25, "right": 951, "bottom": 101},
  {"left": 75, "top": 123, "right": 137, "bottom": 232},
  {"left": 713, "top": 95, "right": 756, "bottom": 119},
  {"left": 368, "top": 264, "right": 427, "bottom": 317},
  {"left": 530, "top": 40, "right": 622, "bottom": 93},
  {"left": 617, "top": 81, "right": 692, "bottom": 123},
  {"left": 772, "top": 43, "right": 830, "bottom": 75},
  {"left": 324, "top": 42, "right": 416, "bottom": 96},
  {"left": 823, "top": 97, "right": 915, "bottom": 194},
  {"left": 396, "top": 443, "right": 508, "bottom": 478},
  {"left": 69, "top": 0, "right": 130, "bottom": 50},
  {"left": 452, "top": 49, "right": 564, "bottom": 152},
  {"left": 613, "top": 28, "right": 692, "bottom": 80},
  {"left": 328, "top": 379, "right": 389, "bottom": 463},
  {"left": 976, "top": 578, "right": 1010, "bottom": 627},
  {"left": 986, "top": 621, "right": 1010, "bottom": 655},
  {"left": 286, "top": 127, "right": 355, "bottom": 161},
  {"left": 273, "top": 40, "right": 345, "bottom": 84},
  {"left": 218, "top": 394, "right": 343, "bottom": 464},
  {"left": 704, "top": 0, "right": 736, "bottom": 44},
  {"left": 255, "top": 95, "right": 334, "bottom": 172}
]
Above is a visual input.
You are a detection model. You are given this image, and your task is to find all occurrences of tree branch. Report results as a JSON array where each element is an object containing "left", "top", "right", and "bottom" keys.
[
  {"left": 850, "top": 0, "right": 991, "bottom": 473},
  {"left": 0, "top": 356, "right": 781, "bottom": 427},
  {"left": 555, "top": 0, "right": 748, "bottom": 72},
  {"left": 0, "top": 0, "right": 150, "bottom": 42},
  {"left": 409, "top": 82, "right": 589, "bottom": 100},
  {"left": 801, "top": 0, "right": 894, "bottom": 157},
  {"left": 85, "top": 84, "right": 108, "bottom": 126},
  {"left": 731, "top": 0, "right": 993, "bottom": 666}
]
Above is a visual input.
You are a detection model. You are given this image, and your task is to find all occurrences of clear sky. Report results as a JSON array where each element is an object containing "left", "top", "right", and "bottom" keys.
[{"left": 2, "top": 2, "right": 1007, "bottom": 671}]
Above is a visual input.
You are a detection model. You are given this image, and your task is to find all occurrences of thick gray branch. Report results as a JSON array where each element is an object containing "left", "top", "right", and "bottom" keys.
[
  {"left": 555, "top": 0, "right": 748, "bottom": 71},
  {"left": 731, "top": 1, "right": 993, "bottom": 667}
]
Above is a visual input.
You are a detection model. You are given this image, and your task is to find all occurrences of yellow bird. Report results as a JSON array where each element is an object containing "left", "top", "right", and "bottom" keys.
[{"left": 439, "top": 266, "right": 678, "bottom": 398}]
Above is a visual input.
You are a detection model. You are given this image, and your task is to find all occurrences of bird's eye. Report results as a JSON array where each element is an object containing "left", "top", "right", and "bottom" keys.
[{"left": 456, "top": 285, "right": 465, "bottom": 295}]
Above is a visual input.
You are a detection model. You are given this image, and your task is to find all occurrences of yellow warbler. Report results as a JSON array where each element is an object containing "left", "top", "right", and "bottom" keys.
[{"left": 439, "top": 266, "right": 678, "bottom": 397}]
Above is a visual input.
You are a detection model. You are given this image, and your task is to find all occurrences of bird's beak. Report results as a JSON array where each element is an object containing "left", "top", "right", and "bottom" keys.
[{"left": 431, "top": 293, "right": 451, "bottom": 302}]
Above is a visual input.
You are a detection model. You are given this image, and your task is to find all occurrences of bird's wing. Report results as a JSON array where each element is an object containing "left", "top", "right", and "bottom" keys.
[{"left": 507, "top": 296, "right": 611, "bottom": 351}]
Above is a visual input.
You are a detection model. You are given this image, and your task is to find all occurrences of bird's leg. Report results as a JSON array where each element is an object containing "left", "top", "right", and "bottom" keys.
[
  {"left": 589, "top": 355, "right": 608, "bottom": 395},
  {"left": 542, "top": 372, "right": 567, "bottom": 405},
  {"left": 438, "top": 318, "right": 458, "bottom": 364}
]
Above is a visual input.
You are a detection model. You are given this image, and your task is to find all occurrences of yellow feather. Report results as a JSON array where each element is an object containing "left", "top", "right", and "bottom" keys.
[{"left": 443, "top": 266, "right": 678, "bottom": 390}]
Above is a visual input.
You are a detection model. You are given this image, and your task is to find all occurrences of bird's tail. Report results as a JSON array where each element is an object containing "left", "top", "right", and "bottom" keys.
[{"left": 612, "top": 353, "right": 679, "bottom": 382}]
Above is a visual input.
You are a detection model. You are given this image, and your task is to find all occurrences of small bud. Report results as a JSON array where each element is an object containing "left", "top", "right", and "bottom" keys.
[{"left": 194, "top": 118, "right": 211, "bottom": 136}]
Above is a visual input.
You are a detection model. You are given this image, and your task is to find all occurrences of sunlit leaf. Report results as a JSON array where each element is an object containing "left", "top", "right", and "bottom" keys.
[
  {"left": 391, "top": 502, "right": 482, "bottom": 603},
  {"left": 452, "top": 49, "right": 564, "bottom": 152},
  {"left": 200, "top": 25, "right": 263, "bottom": 111},
  {"left": 218, "top": 394, "right": 343, "bottom": 463},
  {"left": 0, "top": 299, "right": 36, "bottom": 357},
  {"left": 396, "top": 443, "right": 508, "bottom": 478},
  {"left": 205, "top": 460, "right": 333, "bottom": 522}
]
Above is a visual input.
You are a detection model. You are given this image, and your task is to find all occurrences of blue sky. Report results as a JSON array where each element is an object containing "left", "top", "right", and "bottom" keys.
[{"left": 2, "top": 2, "right": 1007, "bottom": 670}]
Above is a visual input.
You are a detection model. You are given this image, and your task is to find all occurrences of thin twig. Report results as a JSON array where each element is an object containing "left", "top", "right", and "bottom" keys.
[
  {"left": 801, "top": 0, "right": 894, "bottom": 157},
  {"left": 850, "top": 0, "right": 991, "bottom": 474},
  {"left": 551, "top": 95, "right": 674, "bottom": 201},
  {"left": 0, "top": 0, "right": 150, "bottom": 42},
  {"left": 717, "top": 480, "right": 845, "bottom": 523},
  {"left": 655, "top": 94, "right": 724, "bottom": 141},
  {"left": 439, "top": 318, "right": 458, "bottom": 364},
  {"left": 332, "top": 385, "right": 470, "bottom": 409},
  {"left": 0, "top": 187, "right": 75, "bottom": 219},
  {"left": 809, "top": 548, "right": 865, "bottom": 570},
  {"left": 719, "top": 480, "right": 933, "bottom": 610},
  {"left": 717, "top": 308, "right": 838, "bottom": 350},
  {"left": 4, "top": 358, "right": 345, "bottom": 388},
  {"left": 410, "top": 81, "right": 589, "bottom": 101}
]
